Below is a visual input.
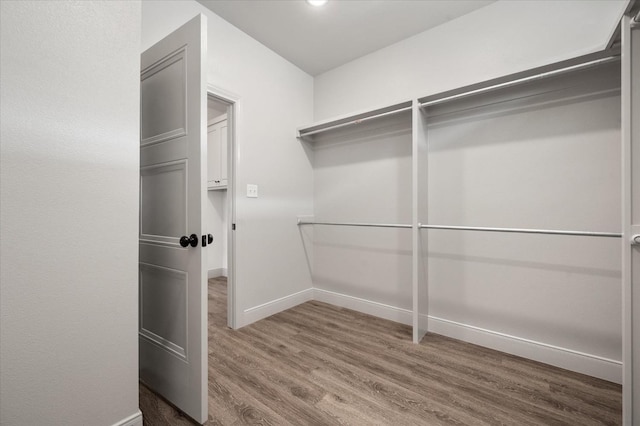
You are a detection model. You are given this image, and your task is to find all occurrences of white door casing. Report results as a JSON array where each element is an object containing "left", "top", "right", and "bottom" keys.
[
  {"left": 139, "top": 14, "right": 208, "bottom": 424},
  {"left": 206, "top": 86, "right": 241, "bottom": 330}
]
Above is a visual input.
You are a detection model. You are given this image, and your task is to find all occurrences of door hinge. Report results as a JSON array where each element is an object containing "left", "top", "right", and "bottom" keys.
[{"left": 232, "top": 223, "right": 236, "bottom": 231}]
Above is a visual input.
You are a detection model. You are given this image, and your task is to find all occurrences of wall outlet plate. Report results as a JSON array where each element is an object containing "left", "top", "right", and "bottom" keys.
[{"left": 247, "top": 184, "right": 258, "bottom": 198}]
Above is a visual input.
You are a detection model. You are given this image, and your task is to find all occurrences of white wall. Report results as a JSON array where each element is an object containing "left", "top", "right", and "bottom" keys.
[
  {"left": 0, "top": 1, "right": 141, "bottom": 425},
  {"left": 308, "top": 113, "right": 413, "bottom": 323},
  {"left": 314, "top": 0, "right": 627, "bottom": 120},
  {"left": 207, "top": 103, "right": 227, "bottom": 121},
  {"left": 207, "top": 190, "right": 228, "bottom": 276},
  {"left": 142, "top": 1, "right": 314, "bottom": 326}
]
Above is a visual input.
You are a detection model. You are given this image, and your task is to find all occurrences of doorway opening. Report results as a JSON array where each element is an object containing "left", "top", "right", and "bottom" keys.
[{"left": 206, "top": 92, "right": 235, "bottom": 329}]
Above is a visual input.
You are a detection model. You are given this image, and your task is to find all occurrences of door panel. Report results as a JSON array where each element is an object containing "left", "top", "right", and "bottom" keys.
[
  {"left": 139, "top": 263, "right": 188, "bottom": 358},
  {"left": 139, "top": 14, "right": 208, "bottom": 424},
  {"left": 140, "top": 48, "right": 187, "bottom": 145},
  {"left": 140, "top": 160, "right": 187, "bottom": 242}
]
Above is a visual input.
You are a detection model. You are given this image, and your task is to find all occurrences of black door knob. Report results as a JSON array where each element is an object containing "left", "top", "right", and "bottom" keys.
[
  {"left": 179, "top": 234, "right": 198, "bottom": 248},
  {"left": 208, "top": 234, "right": 213, "bottom": 244}
]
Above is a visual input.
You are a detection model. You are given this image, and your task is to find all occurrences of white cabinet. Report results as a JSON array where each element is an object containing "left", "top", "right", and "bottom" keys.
[{"left": 207, "top": 115, "right": 227, "bottom": 190}]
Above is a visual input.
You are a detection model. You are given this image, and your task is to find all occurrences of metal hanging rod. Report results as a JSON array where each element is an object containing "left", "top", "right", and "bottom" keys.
[
  {"left": 298, "top": 105, "right": 412, "bottom": 138},
  {"left": 297, "top": 220, "right": 621, "bottom": 237},
  {"left": 419, "top": 224, "right": 621, "bottom": 238},
  {"left": 418, "top": 52, "right": 619, "bottom": 109},
  {"left": 297, "top": 219, "right": 411, "bottom": 229}
]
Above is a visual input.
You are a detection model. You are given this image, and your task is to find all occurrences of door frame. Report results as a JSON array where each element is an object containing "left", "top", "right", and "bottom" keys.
[{"left": 207, "top": 85, "right": 240, "bottom": 329}]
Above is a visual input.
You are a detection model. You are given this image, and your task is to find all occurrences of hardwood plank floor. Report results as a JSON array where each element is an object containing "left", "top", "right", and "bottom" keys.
[{"left": 139, "top": 277, "right": 622, "bottom": 425}]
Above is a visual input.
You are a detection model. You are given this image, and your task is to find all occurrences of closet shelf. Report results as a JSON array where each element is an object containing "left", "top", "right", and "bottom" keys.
[
  {"left": 418, "top": 49, "right": 620, "bottom": 110},
  {"left": 297, "top": 100, "right": 412, "bottom": 139}
]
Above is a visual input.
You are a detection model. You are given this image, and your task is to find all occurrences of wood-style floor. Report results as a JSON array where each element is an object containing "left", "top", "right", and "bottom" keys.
[{"left": 139, "top": 277, "right": 622, "bottom": 425}]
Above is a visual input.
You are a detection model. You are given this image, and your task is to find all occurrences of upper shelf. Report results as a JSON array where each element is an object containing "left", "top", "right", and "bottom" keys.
[
  {"left": 296, "top": 49, "right": 620, "bottom": 141},
  {"left": 418, "top": 48, "right": 620, "bottom": 113},
  {"left": 297, "top": 100, "right": 412, "bottom": 140}
]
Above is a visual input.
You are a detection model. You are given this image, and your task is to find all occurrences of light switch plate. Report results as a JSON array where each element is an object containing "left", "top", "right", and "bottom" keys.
[{"left": 247, "top": 184, "right": 258, "bottom": 198}]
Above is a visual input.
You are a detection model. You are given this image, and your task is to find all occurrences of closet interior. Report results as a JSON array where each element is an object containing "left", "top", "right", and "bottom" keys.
[
  {"left": 299, "top": 101, "right": 414, "bottom": 323},
  {"left": 297, "top": 50, "right": 624, "bottom": 383}
]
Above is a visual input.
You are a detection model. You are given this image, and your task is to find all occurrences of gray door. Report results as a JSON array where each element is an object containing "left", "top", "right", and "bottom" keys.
[{"left": 139, "top": 14, "right": 208, "bottom": 424}]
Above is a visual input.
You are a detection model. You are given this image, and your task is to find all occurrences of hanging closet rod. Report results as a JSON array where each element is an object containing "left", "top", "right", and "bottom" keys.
[
  {"left": 298, "top": 106, "right": 412, "bottom": 138},
  {"left": 419, "top": 224, "right": 621, "bottom": 238},
  {"left": 297, "top": 220, "right": 620, "bottom": 237},
  {"left": 418, "top": 52, "right": 620, "bottom": 109},
  {"left": 297, "top": 219, "right": 411, "bottom": 229}
]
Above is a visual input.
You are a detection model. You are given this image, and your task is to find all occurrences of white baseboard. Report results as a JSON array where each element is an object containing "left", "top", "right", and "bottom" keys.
[
  {"left": 235, "top": 286, "right": 621, "bottom": 384},
  {"left": 208, "top": 268, "right": 227, "bottom": 278},
  {"left": 313, "top": 288, "right": 413, "bottom": 326},
  {"left": 427, "top": 315, "right": 622, "bottom": 384},
  {"left": 242, "top": 288, "right": 313, "bottom": 326},
  {"left": 112, "top": 410, "right": 143, "bottom": 426}
]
